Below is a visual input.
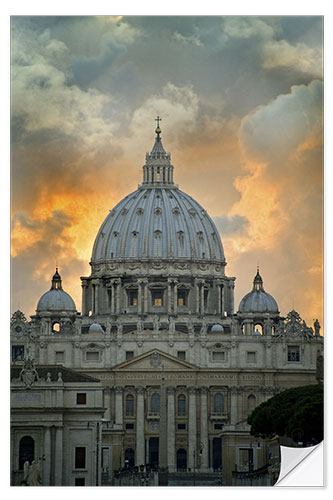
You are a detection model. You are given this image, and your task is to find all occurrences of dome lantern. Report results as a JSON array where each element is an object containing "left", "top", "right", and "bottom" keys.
[{"left": 140, "top": 117, "right": 177, "bottom": 188}]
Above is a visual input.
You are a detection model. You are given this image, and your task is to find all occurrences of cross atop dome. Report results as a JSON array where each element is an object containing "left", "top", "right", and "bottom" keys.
[{"left": 155, "top": 115, "right": 162, "bottom": 134}]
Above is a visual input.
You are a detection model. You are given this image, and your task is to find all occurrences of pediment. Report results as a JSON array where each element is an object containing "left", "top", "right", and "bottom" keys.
[{"left": 113, "top": 349, "right": 198, "bottom": 371}]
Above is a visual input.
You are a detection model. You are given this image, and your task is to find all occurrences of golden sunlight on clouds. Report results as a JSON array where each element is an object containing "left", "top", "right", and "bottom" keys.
[{"left": 228, "top": 162, "right": 287, "bottom": 253}]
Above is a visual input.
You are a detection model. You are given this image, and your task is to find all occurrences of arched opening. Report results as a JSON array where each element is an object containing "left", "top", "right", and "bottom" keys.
[
  {"left": 213, "top": 393, "right": 224, "bottom": 413},
  {"left": 151, "top": 393, "right": 160, "bottom": 413},
  {"left": 253, "top": 323, "right": 263, "bottom": 335},
  {"left": 177, "top": 394, "right": 186, "bottom": 416},
  {"left": 52, "top": 322, "right": 61, "bottom": 333},
  {"left": 19, "top": 436, "right": 34, "bottom": 470},
  {"left": 177, "top": 448, "right": 187, "bottom": 470},
  {"left": 124, "top": 448, "right": 135, "bottom": 468}
]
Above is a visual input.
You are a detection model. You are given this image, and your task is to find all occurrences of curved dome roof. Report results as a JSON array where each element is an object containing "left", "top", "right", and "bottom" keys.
[
  {"left": 238, "top": 269, "right": 279, "bottom": 314},
  {"left": 92, "top": 127, "right": 225, "bottom": 263},
  {"left": 89, "top": 323, "right": 104, "bottom": 334},
  {"left": 37, "top": 269, "right": 76, "bottom": 313}
]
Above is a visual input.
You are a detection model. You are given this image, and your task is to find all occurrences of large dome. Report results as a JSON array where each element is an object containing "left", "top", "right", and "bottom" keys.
[
  {"left": 92, "top": 187, "right": 224, "bottom": 262},
  {"left": 238, "top": 269, "right": 279, "bottom": 314},
  {"left": 36, "top": 269, "right": 76, "bottom": 313},
  {"left": 92, "top": 126, "right": 224, "bottom": 263}
]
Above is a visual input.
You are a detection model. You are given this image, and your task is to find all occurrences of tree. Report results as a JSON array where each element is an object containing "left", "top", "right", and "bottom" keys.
[{"left": 248, "top": 384, "right": 323, "bottom": 445}]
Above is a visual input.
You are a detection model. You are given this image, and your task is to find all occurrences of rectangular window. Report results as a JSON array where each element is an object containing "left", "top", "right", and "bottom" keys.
[
  {"left": 12, "top": 345, "right": 24, "bottom": 362},
  {"left": 86, "top": 351, "right": 99, "bottom": 361},
  {"left": 128, "top": 290, "right": 138, "bottom": 306},
  {"left": 214, "top": 424, "right": 223, "bottom": 430},
  {"left": 75, "top": 447, "right": 86, "bottom": 469},
  {"left": 55, "top": 351, "right": 65, "bottom": 363},
  {"left": 177, "top": 423, "right": 186, "bottom": 430},
  {"left": 126, "top": 423, "right": 134, "bottom": 430},
  {"left": 76, "top": 393, "right": 87, "bottom": 405},
  {"left": 212, "top": 351, "right": 225, "bottom": 361},
  {"left": 126, "top": 351, "right": 134, "bottom": 360},
  {"left": 152, "top": 290, "right": 163, "bottom": 306},
  {"left": 177, "top": 290, "right": 187, "bottom": 307},
  {"left": 177, "top": 351, "right": 186, "bottom": 360},
  {"left": 288, "top": 346, "right": 300, "bottom": 362},
  {"left": 75, "top": 478, "right": 85, "bottom": 486},
  {"left": 246, "top": 351, "right": 256, "bottom": 363}
]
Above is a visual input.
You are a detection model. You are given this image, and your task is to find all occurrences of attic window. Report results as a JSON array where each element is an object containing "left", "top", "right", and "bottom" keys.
[
  {"left": 177, "top": 351, "right": 186, "bottom": 360},
  {"left": 126, "top": 351, "right": 134, "bottom": 360},
  {"left": 86, "top": 351, "right": 99, "bottom": 361}
]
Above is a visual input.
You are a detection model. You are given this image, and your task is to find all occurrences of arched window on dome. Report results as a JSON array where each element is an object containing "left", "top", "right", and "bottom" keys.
[
  {"left": 213, "top": 393, "right": 224, "bottom": 413},
  {"left": 253, "top": 324, "right": 263, "bottom": 336},
  {"left": 151, "top": 393, "right": 160, "bottom": 413},
  {"left": 52, "top": 322, "right": 61, "bottom": 333},
  {"left": 247, "top": 394, "right": 256, "bottom": 414}
]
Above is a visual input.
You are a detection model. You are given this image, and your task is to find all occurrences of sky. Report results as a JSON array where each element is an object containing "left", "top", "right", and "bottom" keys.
[{"left": 10, "top": 15, "right": 324, "bottom": 329}]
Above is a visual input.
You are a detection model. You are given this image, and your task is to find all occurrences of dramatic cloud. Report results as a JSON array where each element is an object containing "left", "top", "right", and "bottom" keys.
[
  {"left": 10, "top": 16, "right": 323, "bottom": 329},
  {"left": 224, "top": 80, "right": 323, "bottom": 323}
]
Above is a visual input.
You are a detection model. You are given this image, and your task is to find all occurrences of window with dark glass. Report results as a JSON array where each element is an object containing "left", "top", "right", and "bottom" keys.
[
  {"left": 128, "top": 290, "right": 138, "bottom": 306},
  {"left": 151, "top": 393, "right": 160, "bottom": 413},
  {"left": 213, "top": 393, "right": 224, "bottom": 413},
  {"left": 76, "top": 393, "right": 87, "bottom": 405},
  {"left": 152, "top": 289, "right": 163, "bottom": 306},
  {"left": 177, "top": 423, "right": 186, "bottom": 430},
  {"left": 126, "top": 351, "right": 134, "bottom": 360},
  {"left": 126, "top": 394, "right": 134, "bottom": 416},
  {"left": 177, "top": 351, "right": 186, "bottom": 360},
  {"left": 75, "top": 447, "right": 86, "bottom": 469},
  {"left": 177, "top": 289, "right": 187, "bottom": 306},
  {"left": 12, "top": 345, "right": 24, "bottom": 362},
  {"left": 288, "top": 346, "right": 300, "bottom": 362},
  {"left": 126, "top": 423, "right": 134, "bottom": 430},
  {"left": 75, "top": 478, "right": 85, "bottom": 486},
  {"left": 177, "top": 394, "right": 186, "bottom": 415}
]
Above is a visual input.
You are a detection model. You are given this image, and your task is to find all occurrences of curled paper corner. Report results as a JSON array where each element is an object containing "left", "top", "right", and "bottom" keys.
[{"left": 275, "top": 441, "right": 324, "bottom": 487}]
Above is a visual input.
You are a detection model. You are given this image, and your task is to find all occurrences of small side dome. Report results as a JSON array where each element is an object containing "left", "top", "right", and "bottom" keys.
[
  {"left": 36, "top": 268, "right": 76, "bottom": 313},
  {"left": 211, "top": 324, "right": 224, "bottom": 332},
  {"left": 238, "top": 268, "right": 279, "bottom": 314},
  {"left": 88, "top": 323, "right": 104, "bottom": 334}
]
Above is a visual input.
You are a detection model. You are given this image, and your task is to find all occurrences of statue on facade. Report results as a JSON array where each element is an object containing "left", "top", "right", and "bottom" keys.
[
  {"left": 117, "top": 323, "right": 123, "bottom": 336},
  {"left": 153, "top": 315, "right": 160, "bottom": 333},
  {"left": 168, "top": 316, "right": 175, "bottom": 335},
  {"left": 200, "top": 318, "right": 207, "bottom": 336},
  {"left": 137, "top": 318, "right": 143, "bottom": 334},
  {"left": 314, "top": 319, "right": 321, "bottom": 336},
  {"left": 23, "top": 456, "right": 45, "bottom": 486}
]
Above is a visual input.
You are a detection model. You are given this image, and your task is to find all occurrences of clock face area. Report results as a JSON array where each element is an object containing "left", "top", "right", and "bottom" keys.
[{"left": 12, "top": 322, "right": 25, "bottom": 335}]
